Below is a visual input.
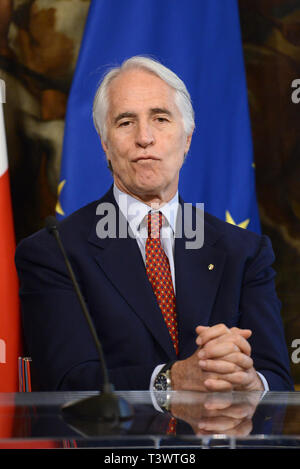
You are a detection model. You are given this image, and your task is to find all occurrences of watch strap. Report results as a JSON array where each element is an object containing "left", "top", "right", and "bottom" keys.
[{"left": 159, "top": 360, "right": 176, "bottom": 375}]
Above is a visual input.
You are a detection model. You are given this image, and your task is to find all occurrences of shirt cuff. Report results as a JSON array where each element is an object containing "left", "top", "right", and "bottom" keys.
[
  {"left": 257, "top": 372, "right": 269, "bottom": 391},
  {"left": 150, "top": 364, "right": 165, "bottom": 412}
]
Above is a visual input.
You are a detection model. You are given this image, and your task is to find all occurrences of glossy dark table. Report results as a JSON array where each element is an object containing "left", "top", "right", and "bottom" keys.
[{"left": 0, "top": 391, "right": 299, "bottom": 449}]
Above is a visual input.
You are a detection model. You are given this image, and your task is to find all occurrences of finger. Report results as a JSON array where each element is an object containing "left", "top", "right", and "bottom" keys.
[
  {"left": 215, "top": 404, "right": 254, "bottom": 420},
  {"left": 201, "top": 406, "right": 245, "bottom": 419},
  {"left": 199, "top": 354, "right": 253, "bottom": 373},
  {"left": 196, "top": 323, "right": 230, "bottom": 346},
  {"left": 199, "top": 358, "right": 245, "bottom": 374},
  {"left": 210, "top": 333, "right": 251, "bottom": 356},
  {"left": 200, "top": 334, "right": 252, "bottom": 357},
  {"left": 230, "top": 327, "right": 252, "bottom": 339},
  {"left": 222, "top": 352, "right": 253, "bottom": 369},
  {"left": 195, "top": 325, "right": 209, "bottom": 333},
  {"left": 214, "top": 370, "right": 252, "bottom": 388},
  {"left": 221, "top": 418, "right": 253, "bottom": 437},
  {"left": 203, "top": 395, "right": 233, "bottom": 410},
  {"left": 204, "top": 369, "right": 258, "bottom": 391},
  {"left": 198, "top": 341, "right": 240, "bottom": 360},
  {"left": 197, "top": 415, "right": 242, "bottom": 432},
  {"left": 196, "top": 324, "right": 252, "bottom": 347},
  {"left": 224, "top": 334, "right": 251, "bottom": 356},
  {"left": 195, "top": 326, "right": 208, "bottom": 339},
  {"left": 199, "top": 358, "right": 239, "bottom": 374},
  {"left": 201, "top": 402, "right": 254, "bottom": 420},
  {"left": 203, "top": 378, "right": 233, "bottom": 392},
  {"left": 198, "top": 419, "right": 253, "bottom": 437}
]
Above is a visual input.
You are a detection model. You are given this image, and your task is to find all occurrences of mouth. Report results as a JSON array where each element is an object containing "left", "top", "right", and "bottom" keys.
[{"left": 132, "top": 155, "right": 160, "bottom": 162}]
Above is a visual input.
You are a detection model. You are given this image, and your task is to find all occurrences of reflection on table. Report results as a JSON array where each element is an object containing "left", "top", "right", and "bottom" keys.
[{"left": 0, "top": 391, "right": 300, "bottom": 448}]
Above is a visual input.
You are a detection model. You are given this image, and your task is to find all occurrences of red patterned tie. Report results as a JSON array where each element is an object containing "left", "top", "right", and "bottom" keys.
[{"left": 145, "top": 211, "right": 178, "bottom": 355}]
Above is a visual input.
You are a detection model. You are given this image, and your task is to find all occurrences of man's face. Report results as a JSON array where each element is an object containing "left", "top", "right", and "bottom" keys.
[{"left": 101, "top": 68, "right": 193, "bottom": 204}]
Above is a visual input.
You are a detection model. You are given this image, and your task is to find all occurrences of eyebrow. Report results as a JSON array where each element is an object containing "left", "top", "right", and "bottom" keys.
[
  {"left": 114, "top": 112, "right": 136, "bottom": 124},
  {"left": 149, "top": 107, "right": 172, "bottom": 117},
  {"left": 114, "top": 108, "right": 173, "bottom": 124}
]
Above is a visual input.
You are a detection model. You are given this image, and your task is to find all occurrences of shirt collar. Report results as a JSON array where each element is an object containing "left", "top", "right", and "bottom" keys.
[{"left": 113, "top": 184, "right": 179, "bottom": 235}]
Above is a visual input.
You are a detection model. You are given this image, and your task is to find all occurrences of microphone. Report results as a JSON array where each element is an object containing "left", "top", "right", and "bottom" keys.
[{"left": 45, "top": 216, "right": 133, "bottom": 432}]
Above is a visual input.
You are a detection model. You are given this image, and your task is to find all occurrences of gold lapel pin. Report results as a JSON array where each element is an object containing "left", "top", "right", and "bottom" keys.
[{"left": 208, "top": 264, "right": 214, "bottom": 271}]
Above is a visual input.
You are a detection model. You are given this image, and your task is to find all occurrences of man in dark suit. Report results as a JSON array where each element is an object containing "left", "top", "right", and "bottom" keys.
[{"left": 15, "top": 56, "right": 293, "bottom": 393}]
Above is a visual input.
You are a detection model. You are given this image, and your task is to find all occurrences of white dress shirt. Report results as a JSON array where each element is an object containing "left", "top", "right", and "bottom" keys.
[
  {"left": 113, "top": 184, "right": 178, "bottom": 291},
  {"left": 113, "top": 184, "right": 269, "bottom": 398}
]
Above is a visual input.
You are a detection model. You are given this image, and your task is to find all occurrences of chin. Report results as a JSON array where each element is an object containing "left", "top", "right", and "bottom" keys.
[
  {"left": 136, "top": 180, "right": 164, "bottom": 193},
  {"left": 134, "top": 188, "right": 158, "bottom": 198},
  {"left": 141, "top": 176, "right": 160, "bottom": 186}
]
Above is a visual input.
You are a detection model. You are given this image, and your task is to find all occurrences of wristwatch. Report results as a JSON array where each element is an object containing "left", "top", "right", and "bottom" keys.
[{"left": 153, "top": 361, "right": 176, "bottom": 392}]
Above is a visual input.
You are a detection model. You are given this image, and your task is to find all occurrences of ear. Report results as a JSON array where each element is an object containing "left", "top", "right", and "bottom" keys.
[
  {"left": 184, "top": 127, "right": 194, "bottom": 154},
  {"left": 100, "top": 138, "right": 113, "bottom": 172},
  {"left": 101, "top": 138, "right": 108, "bottom": 154}
]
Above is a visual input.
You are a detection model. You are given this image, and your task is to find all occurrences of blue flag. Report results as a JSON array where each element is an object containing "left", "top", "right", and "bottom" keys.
[{"left": 57, "top": 0, "right": 260, "bottom": 233}]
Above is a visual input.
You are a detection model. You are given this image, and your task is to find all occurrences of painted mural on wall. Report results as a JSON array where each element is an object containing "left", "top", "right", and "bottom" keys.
[
  {"left": 239, "top": 0, "right": 300, "bottom": 383},
  {"left": 0, "top": 0, "right": 300, "bottom": 383},
  {"left": 0, "top": 0, "right": 90, "bottom": 239}
]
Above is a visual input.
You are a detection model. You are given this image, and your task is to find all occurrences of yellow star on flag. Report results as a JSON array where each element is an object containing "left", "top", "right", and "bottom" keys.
[
  {"left": 226, "top": 210, "right": 250, "bottom": 229},
  {"left": 55, "top": 180, "right": 66, "bottom": 216}
]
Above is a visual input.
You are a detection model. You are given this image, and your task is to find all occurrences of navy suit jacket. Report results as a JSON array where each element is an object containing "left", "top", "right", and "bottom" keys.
[{"left": 15, "top": 187, "right": 294, "bottom": 391}]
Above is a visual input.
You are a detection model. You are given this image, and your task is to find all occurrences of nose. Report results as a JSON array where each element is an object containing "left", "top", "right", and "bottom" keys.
[{"left": 135, "top": 121, "right": 155, "bottom": 148}]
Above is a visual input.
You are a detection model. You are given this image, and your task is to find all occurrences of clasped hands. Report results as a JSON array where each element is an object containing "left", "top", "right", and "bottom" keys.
[
  {"left": 169, "top": 392, "right": 261, "bottom": 436},
  {"left": 171, "top": 323, "right": 264, "bottom": 392}
]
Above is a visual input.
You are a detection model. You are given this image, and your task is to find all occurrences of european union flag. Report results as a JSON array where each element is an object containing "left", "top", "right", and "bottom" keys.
[{"left": 57, "top": 0, "right": 260, "bottom": 233}]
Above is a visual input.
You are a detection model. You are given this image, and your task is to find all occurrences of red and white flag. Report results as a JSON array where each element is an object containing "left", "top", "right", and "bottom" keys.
[
  {"left": 0, "top": 89, "right": 22, "bottom": 394},
  {"left": 0, "top": 83, "right": 63, "bottom": 448}
]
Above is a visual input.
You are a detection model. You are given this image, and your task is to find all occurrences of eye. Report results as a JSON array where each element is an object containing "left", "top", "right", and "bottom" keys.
[
  {"left": 156, "top": 116, "right": 169, "bottom": 123},
  {"left": 119, "top": 120, "right": 132, "bottom": 127}
]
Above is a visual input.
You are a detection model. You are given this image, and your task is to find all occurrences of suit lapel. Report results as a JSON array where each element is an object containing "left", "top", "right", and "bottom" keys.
[
  {"left": 174, "top": 202, "right": 227, "bottom": 358},
  {"left": 88, "top": 187, "right": 177, "bottom": 360},
  {"left": 87, "top": 188, "right": 227, "bottom": 361}
]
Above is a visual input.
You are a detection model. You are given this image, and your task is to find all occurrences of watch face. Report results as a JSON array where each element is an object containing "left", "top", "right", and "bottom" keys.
[
  {"left": 155, "top": 391, "right": 168, "bottom": 410},
  {"left": 154, "top": 373, "right": 168, "bottom": 391}
]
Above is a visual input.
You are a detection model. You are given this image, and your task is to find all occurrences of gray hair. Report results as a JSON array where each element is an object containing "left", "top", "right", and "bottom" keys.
[{"left": 92, "top": 56, "right": 195, "bottom": 142}]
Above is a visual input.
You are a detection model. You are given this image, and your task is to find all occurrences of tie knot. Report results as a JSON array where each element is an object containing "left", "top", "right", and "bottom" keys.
[{"left": 147, "top": 211, "right": 162, "bottom": 238}]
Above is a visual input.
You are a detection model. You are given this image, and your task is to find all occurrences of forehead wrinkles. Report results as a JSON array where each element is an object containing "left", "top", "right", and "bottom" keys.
[{"left": 107, "top": 69, "right": 177, "bottom": 118}]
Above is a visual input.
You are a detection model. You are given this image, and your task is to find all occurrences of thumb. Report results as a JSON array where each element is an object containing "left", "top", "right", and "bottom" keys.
[
  {"left": 195, "top": 325, "right": 209, "bottom": 334},
  {"left": 231, "top": 327, "right": 252, "bottom": 338}
]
